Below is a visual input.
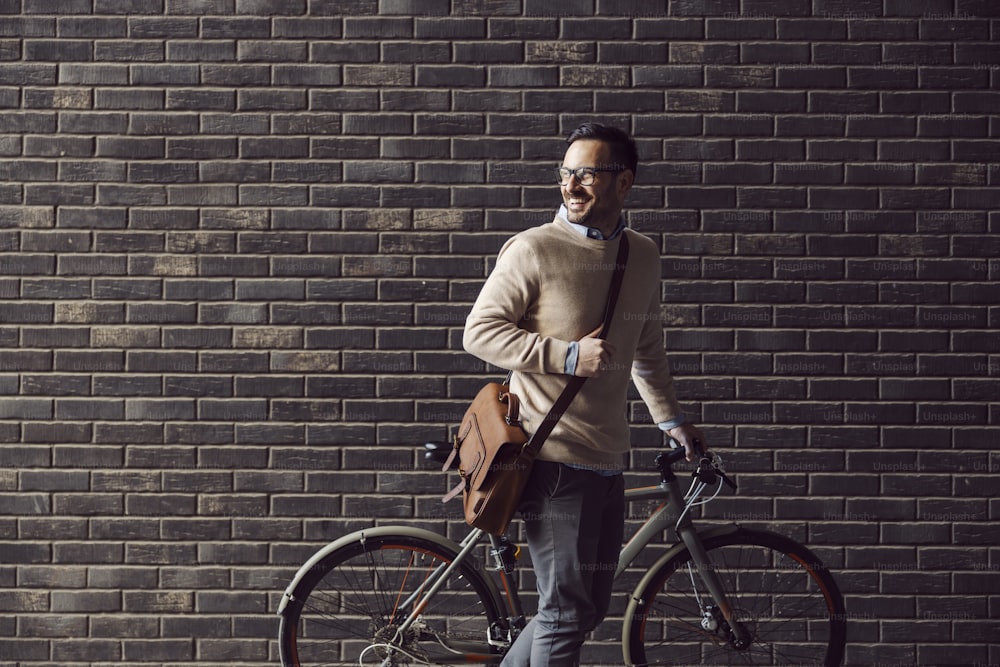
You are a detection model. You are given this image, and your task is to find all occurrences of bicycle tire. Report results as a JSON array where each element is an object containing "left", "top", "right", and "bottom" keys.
[
  {"left": 623, "top": 527, "right": 847, "bottom": 667},
  {"left": 278, "top": 532, "right": 507, "bottom": 666}
]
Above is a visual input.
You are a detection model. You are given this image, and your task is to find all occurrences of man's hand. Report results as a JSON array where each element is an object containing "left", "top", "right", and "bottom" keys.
[
  {"left": 574, "top": 325, "right": 615, "bottom": 377},
  {"left": 668, "top": 422, "right": 708, "bottom": 462}
]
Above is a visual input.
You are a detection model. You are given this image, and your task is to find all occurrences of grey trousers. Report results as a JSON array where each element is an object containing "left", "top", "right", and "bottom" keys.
[{"left": 501, "top": 460, "right": 626, "bottom": 667}]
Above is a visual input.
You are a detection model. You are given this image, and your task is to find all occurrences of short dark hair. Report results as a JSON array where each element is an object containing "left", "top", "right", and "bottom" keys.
[{"left": 565, "top": 122, "right": 638, "bottom": 178}]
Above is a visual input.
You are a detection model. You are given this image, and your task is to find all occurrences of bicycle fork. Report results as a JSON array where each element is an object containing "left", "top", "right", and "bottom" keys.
[
  {"left": 674, "top": 523, "right": 752, "bottom": 648},
  {"left": 661, "top": 467, "right": 753, "bottom": 650}
]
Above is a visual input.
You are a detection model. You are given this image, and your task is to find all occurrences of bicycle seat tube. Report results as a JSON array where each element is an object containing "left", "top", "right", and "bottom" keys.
[{"left": 488, "top": 533, "right": 527, "bottom": 624}]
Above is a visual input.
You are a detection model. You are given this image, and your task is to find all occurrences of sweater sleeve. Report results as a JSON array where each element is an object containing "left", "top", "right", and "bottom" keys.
[
  {"left": 463, "top": 235, "right": 571, "bottom": 374},
  {"left": 630, "top": 276, "right": 684, "bottom": 424}
]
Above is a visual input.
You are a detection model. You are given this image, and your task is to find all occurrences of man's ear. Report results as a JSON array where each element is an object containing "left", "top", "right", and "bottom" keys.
[{"left": 617, "top": 169, "right": 634, "bottom": 197}]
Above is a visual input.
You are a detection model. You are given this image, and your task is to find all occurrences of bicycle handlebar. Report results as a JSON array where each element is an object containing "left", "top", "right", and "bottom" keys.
[{"left": 661, "top": 442, "right": 738, "bottom": 491}]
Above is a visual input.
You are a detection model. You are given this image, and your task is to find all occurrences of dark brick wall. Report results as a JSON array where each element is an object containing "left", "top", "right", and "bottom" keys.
[{"left": 1, "top": 1, "right": 998, "bottom": 665}]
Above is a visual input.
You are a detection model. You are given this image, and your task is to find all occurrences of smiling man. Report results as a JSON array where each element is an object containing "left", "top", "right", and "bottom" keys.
[{"left": 463, "top": 122, "right": 707, "bottom": 666}]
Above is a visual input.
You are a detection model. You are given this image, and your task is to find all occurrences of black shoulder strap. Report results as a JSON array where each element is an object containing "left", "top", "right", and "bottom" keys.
[{"left": 525, "top": 232, "right": 630, "bottom": 452}]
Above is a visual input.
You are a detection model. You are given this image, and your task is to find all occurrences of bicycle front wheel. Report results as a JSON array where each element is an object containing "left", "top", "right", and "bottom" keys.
[
  {"left": 624, "top": 528, "right": 846, "bottom": 667},
  {"left": 278, "top": 532, "right": 507, "bottom": 666}
]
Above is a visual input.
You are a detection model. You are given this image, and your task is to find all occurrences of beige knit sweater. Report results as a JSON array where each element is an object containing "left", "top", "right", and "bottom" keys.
[{"left": 463, "top": 216, "right": 683, "bottom": 470}]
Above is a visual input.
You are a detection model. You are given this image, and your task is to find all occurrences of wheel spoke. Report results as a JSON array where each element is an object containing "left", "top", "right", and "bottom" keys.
[{"left": 279, "top": 535, "right": 504, "bottom": 666}]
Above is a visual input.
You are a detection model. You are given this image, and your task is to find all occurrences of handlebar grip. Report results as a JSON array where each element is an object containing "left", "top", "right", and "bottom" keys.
[{"left": 663, "top": 445, "right": 689, "bottom": 464}]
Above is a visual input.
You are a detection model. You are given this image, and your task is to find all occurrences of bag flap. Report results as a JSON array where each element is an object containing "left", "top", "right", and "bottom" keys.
[{"left": 455, "top": 383, "right": 528, "bottom": 491}]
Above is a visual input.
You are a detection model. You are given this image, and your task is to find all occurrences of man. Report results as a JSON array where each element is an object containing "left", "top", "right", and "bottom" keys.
[{"left": 463, "top": 122, "right": 706, "bottom": 666}]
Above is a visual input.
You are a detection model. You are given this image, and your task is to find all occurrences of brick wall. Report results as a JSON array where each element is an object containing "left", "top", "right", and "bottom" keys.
[{"left": 1, "top": 0, "right": 998, "bottom": 665}]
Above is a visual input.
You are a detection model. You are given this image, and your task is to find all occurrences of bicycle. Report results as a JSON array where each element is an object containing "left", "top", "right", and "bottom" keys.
[{"left": 277, "top": 443, "right": 847, "bottom": 666}]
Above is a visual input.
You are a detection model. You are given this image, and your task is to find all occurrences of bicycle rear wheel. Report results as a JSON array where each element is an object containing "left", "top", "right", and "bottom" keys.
[
  {"left": 278, "top": 532, "right": 506, "bottom": 666},
  {"left": 624, "top": 528, "right": 846, "bottom": 667}
]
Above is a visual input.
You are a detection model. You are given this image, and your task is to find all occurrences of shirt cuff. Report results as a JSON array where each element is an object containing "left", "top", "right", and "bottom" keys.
[
  {"left": 564, "top": 341, "right": 579, "bottom": 375},
  {"left": 658, "top": 414, "right": 687, "bottom": 431}
]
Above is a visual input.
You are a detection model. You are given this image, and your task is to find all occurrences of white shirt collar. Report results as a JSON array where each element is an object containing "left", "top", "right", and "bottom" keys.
[{"left": 557, "top": 204, "right": 626, "bottom": 240}]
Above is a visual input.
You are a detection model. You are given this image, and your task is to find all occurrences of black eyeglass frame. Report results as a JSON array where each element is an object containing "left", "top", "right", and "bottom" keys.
[{"left": 556, "top": 166, "right": 623, "bottom": 186}]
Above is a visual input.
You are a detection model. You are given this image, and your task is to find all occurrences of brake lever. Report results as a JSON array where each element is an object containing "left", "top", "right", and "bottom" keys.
[
  {"left": 692, "top": 453, "right": 738, "bottom": 491},
  {"left": 717, "top": 468, "right": 738, "bottom": 491}
]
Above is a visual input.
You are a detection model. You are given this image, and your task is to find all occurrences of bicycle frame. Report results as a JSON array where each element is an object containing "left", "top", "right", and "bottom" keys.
[{"left": 277, "top": 449, "right": 750, "bottom": 662}]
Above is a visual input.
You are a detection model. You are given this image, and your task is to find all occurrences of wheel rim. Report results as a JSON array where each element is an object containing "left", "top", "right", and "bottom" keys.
[{"left": 631, "top": 534, "right": 844, "bottom": 666}]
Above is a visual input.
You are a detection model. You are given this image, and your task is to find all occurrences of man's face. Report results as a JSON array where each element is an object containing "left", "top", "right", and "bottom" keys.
[{"left": 560, "top": 139, "right": 633, "bottom": 231}]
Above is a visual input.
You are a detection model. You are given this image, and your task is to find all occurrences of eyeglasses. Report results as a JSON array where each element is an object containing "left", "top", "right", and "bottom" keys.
[{"left": 557, "top": 166, "right": 622, "bottom": 186}]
